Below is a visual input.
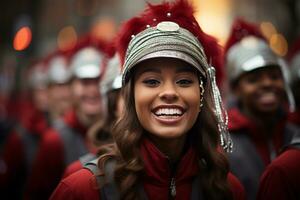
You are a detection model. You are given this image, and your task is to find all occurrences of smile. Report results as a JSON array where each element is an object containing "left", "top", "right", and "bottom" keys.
[
  {"left": 155, "top": 108, "right": 183, "bottom": 116},
  {"left": 152, "top": 106, "right": 186, "bottom": 123},
  {"left": 257, "top": 91, "right": 277, "bottom": 105}
]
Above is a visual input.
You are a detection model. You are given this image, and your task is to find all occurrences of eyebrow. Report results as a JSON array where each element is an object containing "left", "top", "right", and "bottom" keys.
[
  {"left": 138, "top": 67, "right": 161, "bottom": 74},
  {"left": 175, "top": 66, "right": 196, "bottom": 73},
  {"left": 138, "top": 65, "right": 196, "bottom": 75}
]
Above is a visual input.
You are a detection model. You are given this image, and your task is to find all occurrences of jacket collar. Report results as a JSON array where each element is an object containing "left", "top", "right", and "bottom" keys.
[{"left": 140, "top": 138, "right": 199, "bottom": 186}]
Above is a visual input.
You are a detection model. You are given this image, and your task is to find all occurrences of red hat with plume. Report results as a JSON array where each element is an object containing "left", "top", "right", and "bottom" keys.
[
  {"left": 65, "top": 33, "right": 114, "bottom": 61},
  {"left": 67, "top": 33, "right": 114, "bottom": 79},
  {"left": 116, "top": 0, "right": 224, "bottom": 86},
  {"left": 43, "top": 50, "right": 73, "bottom": 84},
  {"left": 224, "top": 18, "right": 283, "bottom": 82},
  {"left": 224, "top": 18, "right": 265, "bottom": 55}
]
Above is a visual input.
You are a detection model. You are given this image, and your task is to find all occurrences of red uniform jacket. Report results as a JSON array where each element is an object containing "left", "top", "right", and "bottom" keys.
[
  {"left": 227, "top": 108, "right": 296, "bottom": 200},
  {"left": 24, "top": 110, "right": 90, "bottom": 200},
  {"left": 50, "top": 139, "right": 245, "bottom": 200},
  {"left": 0, "top": 104, "right": 48, "bottom": 199},
  {"left": 63, "top": 160, "right": 83, "bottom": 179},
  {"left": 257, "top": 147, "right": 300, "bottom": 200},
  {"left": 288, "top": 110, "right": 300, "bottom": 126}
]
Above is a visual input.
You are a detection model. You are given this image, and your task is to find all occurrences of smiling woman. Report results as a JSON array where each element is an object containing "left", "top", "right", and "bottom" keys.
[
  {"left": 50, "top": 1, "right": 245, "bottom": 200},
  {"left": 133, "top": 58, "right": 201, "bottom": 158}
]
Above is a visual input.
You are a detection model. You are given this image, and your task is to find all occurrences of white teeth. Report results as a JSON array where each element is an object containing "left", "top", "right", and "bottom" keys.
[
  {"left": 155, "top": 108, "right": 183, "bottom": 116},
  {"left": 166, "top": 109, "right": 170, "bottom": 115}
]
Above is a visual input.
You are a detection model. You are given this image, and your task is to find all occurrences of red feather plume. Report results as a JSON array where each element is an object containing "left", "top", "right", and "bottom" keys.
[
  {"left": 64, "top": 33, "right": 113, "bottom": 63},
  {"left": 224, "top": 18, "right": 266, "bottom": 55},
  {"left": 287, "top": 37, "right": 300, "bottom": 61},
  {"left": 42, "top": 49, "right": 69, "bottom": 70},
  {"left": 116, "top": 0, "right": 224, "bottom": 86}
]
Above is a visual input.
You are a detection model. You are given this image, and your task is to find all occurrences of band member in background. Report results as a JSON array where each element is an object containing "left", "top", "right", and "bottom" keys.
[
  {"left": 24, "top": 36, "right": 110, "bottom": 200},
  {"left": 223, "top": 19, "right": 298, "bottom": 200}
]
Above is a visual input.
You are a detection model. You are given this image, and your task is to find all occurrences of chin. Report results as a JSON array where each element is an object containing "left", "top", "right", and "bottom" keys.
[
  {"left": 82, "top": 105, "right": 102, "bottom": 115},
  {"left": 256, "top": 106, "right": 279, "bottom": 115},
  {"left": 150, "top": 128, "right": 186, "bottom": 139}
]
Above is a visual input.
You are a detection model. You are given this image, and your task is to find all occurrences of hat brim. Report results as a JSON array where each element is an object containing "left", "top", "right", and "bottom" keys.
[
  {"left": 74, "top": 64, "right": 101, "bottom": 79},
  {"left": 240, "top": 54, "right": 281, "bottom": 72},
  {"left": 123, "top": 50, "right": 205, "bottom": 83}
]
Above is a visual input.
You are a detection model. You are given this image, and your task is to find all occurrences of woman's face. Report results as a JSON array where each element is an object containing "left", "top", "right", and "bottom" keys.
[
  {"left": 235, "top": 66, "right": 285, "bottom": 115},
  {"left": 71, "top": 77, "right": 103, "bottom": 116},
  {"left": 134, "top": 58, "right": 201, "bottom": 140},
  {"left": 48, "top": 83, "right": 72, "bottom": 117}
]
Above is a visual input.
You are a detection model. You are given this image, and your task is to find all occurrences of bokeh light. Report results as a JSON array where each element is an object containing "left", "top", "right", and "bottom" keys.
[
  {"left": 260, "top": 22, "right": 277, "bottom": 40},
  {"left": 13, "top": 26, "right": 32, "bottom": 51},
  {"left": 90, "top": 17, "right": 117, "bottom": 42},
  {"left": 57, "top": 26, "right": 78, "bottom": 51},
  {"left": 269, "top": 33, "right": 288, "bottom": 56},
  {"left": 193, "top": 0, "right": 232, "bottom": 45}
]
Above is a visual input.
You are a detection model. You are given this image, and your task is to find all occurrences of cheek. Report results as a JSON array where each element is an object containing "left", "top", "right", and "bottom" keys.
[
  {"left": 51, "top": 88, "right": 63, "bottom": 98},
  {"left": 134, "top": 85, "right": 149, "bottom": 117},
  {"left": 183, "top": 87, "right": 201, "bottom": 107},
  {"left": 236, "top": 83, "right": 256, "bottom": 99},
  {"left": 134, "top": 84, "right": 159, "bottom": 127},
  {"left": 275, "top": 80, "right": 285, "bottom": 91},
  {"left": 72, "top": 83, "right": 84, "bottom": 98}
]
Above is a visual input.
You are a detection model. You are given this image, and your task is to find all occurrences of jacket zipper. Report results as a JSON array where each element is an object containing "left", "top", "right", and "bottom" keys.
[
  {"left": 169, "top": 177, "right": 176, "bottom": 198},
  {"left": 167, "top": 155, "right": 178, "bottom": 199}
]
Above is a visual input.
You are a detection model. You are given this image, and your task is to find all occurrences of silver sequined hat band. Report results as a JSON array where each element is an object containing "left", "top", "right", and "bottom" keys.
[{"left": 122, "top": 21, "right": 208, "bottom": 85}]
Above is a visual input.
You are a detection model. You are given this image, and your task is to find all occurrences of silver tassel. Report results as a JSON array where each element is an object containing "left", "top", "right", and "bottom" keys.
[{"left": 207, "top": 67, "right": 233, "bottom": 153}]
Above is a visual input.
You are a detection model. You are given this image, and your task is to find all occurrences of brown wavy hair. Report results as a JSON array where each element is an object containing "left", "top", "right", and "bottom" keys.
[
  {"left": 88, "top": 89, "right": 122, "bottom": 148},
  {"left": 97, "top": 74, "right": 233, "bottom": 199}
]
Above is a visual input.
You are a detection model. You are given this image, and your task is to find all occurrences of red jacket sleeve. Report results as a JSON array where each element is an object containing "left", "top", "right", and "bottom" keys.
[
  {"left": 0, "top": 131, "right": 24, "bottom": 198},
  {"left": 0, "top": 131, "right": 24, "bottom": 184},
  {"left": 62, "top": 160, "right": 83, "bottom": 179},
  {"left": 228, "top": 172, "right": 246, "bottom": 200},
  {"left": 50, "top": 169, "right": 99, "bottom": 200},
  {"left": 24, "top": 129, "right": 65, "bottom": 200},
  {"left": 257, "top": 149, "right": 300, "bottom": 200}
]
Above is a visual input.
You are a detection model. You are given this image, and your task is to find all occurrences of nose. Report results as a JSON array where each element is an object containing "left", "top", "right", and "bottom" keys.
[
  {"left": 158, "top": 81, "right": 179, "bottom": 102},
  {"left": 85, "top": 81, "right": 100, "bottom": 96},
  {"left": 259, "top": 74, "right": 274, "bottom": 87}
]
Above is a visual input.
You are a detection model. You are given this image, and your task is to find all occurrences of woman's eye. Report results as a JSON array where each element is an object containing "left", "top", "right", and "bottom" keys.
[
  {"left": 142, "top": 79, "right": 160, "bottom": 87},
  {"left": 176, "top": 79, "right": 193, "bottom": 86}
]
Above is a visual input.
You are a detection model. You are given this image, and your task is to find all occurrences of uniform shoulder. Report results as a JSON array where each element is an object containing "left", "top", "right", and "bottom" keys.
[
  {"left": 62, "top": 160, "right": 83, "bottom": 179},
  {"left": 227, "top": 172, "right": 246, "bottom": 200},
  {"left": 50, "top": 168, "right": 99, "bottom": 200},
  {"left": 266, "top": 148, "right": 300, "bottom": 173}
]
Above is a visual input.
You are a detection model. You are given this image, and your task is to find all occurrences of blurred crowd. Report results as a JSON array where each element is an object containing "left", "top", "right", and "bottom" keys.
[{"left": 0, "top": 0, "right": 300, "bottom": 200}]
